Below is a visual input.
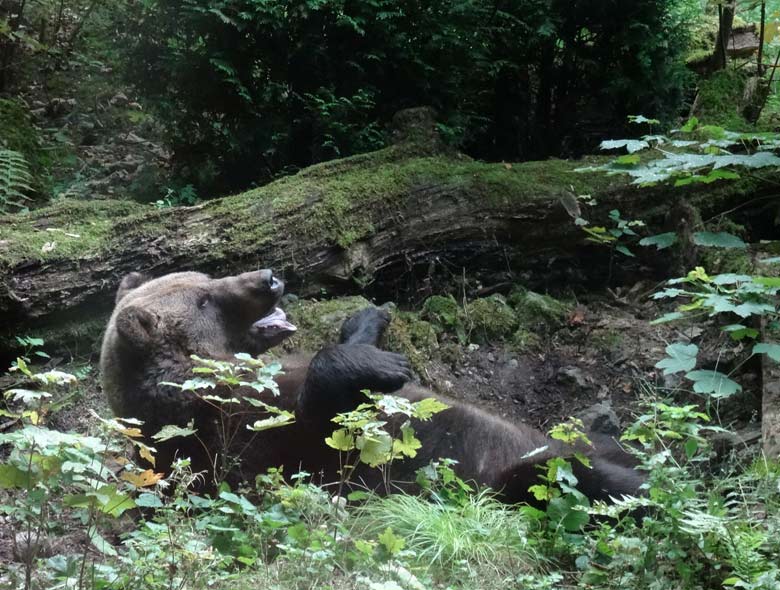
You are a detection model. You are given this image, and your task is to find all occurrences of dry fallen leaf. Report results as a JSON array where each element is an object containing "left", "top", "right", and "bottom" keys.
[{"left": 121, "top": 469, "right": 163, "bottom": 487}]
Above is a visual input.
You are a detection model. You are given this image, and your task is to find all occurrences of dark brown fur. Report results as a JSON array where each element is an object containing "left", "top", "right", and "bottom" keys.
[{"left": 100, "top": 270, "right": 643, "bottom": 504}]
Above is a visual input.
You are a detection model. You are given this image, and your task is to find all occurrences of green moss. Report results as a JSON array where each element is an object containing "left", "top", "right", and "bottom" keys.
[
  {"left": 204, "top": 147, "right": 621, "bottom": 261},
  {"left": 0, "top": 199, "right": 144, "bottom": 268},
  {"left": 1, "top": 138, "right": 764, "bottom": 273},
  {"left": 695, "top": 69, "right": 751, "bottom": 130},
  {"left": 509, "top": 287, "right": 570, "bottom": 331},
  {"left": 421, "top": 295, "right": 461, "bottom": 332},
  {"left": 696, "top": 219, "right": 754, "bottom": 274},
  {"left": 386, "top": 311, "right": 439, "bottom": 375},
  {"left": 685, "top": 17, "right": 719, "bottom": 65},
  {"left": 699, "top": 248, "right": 754, "bottom": 275},
  {"left": 511, "top": 328, "right": 542, "bottom": 352},
  {"left": 464, "top": 295, "right": 518, "bottom": 344},
  {"left": 281, "top": 296, "right": 372, "bottom": 353},
  {"left": 0, "top": 199, "right": 142, "bottom": 267}
]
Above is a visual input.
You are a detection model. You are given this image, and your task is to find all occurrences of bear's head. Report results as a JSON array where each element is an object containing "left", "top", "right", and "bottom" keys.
[{"left": 100, "top": 270, "right": 297, "bottom": 420}]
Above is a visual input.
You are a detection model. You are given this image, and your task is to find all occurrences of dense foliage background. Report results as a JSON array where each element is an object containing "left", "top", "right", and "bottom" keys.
[{"left": 119, "top": 0, "right": 698, "bottom": 192}]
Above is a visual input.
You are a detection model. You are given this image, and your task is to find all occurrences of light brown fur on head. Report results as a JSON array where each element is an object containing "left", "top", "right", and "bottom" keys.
[{"left": 100, "top": 270, "right": 282, "bottom": 431}]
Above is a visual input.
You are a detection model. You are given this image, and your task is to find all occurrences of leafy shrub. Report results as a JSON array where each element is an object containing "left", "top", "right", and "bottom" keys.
[{"left": 0, "top": 150, "right": 34, "bottom": 212}]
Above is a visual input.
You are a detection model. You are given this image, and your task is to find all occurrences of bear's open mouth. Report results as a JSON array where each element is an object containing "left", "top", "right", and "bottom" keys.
[{"left": 252, "top": 307, "right": 297, "bottom": 339}]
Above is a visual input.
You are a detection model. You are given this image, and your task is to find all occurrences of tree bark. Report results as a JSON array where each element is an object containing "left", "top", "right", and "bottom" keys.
[
  {"left": 0, "top": 131, "right": 772, "bottom": 356},
  {"left": 711, "top": 1, "right": 736, "bottom": 71}
]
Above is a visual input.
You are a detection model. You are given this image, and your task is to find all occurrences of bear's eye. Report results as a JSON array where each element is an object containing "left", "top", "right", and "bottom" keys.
[{"left": 197, "top": 295, "right": 211, "bottom": 309}]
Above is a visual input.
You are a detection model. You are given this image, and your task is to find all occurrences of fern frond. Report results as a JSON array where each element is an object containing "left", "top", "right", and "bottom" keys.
[{"left": 0, "top": 149, "right": 35, "bottom": 213}]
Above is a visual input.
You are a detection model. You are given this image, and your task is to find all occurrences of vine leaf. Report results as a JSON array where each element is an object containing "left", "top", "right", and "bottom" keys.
[
  {"left": 656, "top": 343, "right": 699, "bottom": 375},
  {"left": 685, "top": 370, "right": 741, "bottom": 398},
  {"left": 753, "top": 343, "right": 780, "bottom": 363},
  {"left": 639, "top": 232, "right": 677, "bottom": 250},
  {"left": 692, "top": 232, "right": 746, "bottom": 249},
  {"left": 600, "top": 139, "right": 649, "bottom": 153}
]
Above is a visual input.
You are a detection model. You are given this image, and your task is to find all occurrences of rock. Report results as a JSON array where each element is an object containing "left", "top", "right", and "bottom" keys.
[
  {"left": 556, "top": 365, "right": 589, "bottom": 389},
  {"left": 578, "top": 402, "right": 621, "bottom": 436},
  {"left": 467, "top": 343, "right": 480, "bottom": 352},
  {"left": 508, "top": 358, "right": 519, "bottom": 369},
  {"left": 487, "top": 352, "right": 496, "bottom": 362}
]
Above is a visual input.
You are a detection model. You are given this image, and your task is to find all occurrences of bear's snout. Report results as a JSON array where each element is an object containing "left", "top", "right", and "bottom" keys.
[{"left": 233, "top": 269, "right": 283, "bottom": 294}]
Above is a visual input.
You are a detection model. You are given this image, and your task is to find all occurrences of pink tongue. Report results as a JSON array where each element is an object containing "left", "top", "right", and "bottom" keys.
[{"left": 253, "top": 308, "right": 297, "bottom": 334}]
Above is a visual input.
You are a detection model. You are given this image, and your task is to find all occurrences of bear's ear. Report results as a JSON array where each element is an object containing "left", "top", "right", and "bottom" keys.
[
  {"left": 115, "top": 272, "right": 149, "bottom": 304},
  {"left": 115, "top": 306, "right": 158, "bottom": 348}
]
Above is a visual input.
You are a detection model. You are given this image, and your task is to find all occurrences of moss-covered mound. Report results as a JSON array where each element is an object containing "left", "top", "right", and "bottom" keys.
[
  {"left": 464, "top": 295, "right": 518, "bottom": 343},
  {"left": 419, "top": 288, "right": 570, "bottom": 350},
  {"left": 282, "top": 296, "right": 373, "bottom": 353}
]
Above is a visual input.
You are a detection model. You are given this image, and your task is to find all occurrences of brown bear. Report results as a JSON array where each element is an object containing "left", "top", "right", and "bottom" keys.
[{"left": 100, "top": 269, "right": 643, "bottom": 504}]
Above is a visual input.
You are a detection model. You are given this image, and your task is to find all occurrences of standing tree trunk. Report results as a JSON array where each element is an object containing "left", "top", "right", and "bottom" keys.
[{"left": 711, "top": 1, "right": 736, "bottom": 71}]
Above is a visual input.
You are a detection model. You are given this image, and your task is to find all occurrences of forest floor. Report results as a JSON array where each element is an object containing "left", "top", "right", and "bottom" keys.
[{"left": 0, "top": 279, "right": 763, "bottom": 568}]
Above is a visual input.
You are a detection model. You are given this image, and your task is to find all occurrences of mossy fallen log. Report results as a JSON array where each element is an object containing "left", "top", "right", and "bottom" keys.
[{"left": 0, "top": 133, "right": 772, "bottom": 357}]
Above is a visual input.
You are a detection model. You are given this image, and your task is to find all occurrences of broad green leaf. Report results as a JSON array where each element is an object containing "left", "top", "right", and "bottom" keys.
[
  {"left": 685, "top": 370, "right": 741, "bottom": 398},
  {"left": 651, "top": 312, "right": 686, "bottom": 324},
  {"left": 152, "top": 422, "right": 197, "bottom": 441},
  {"left": 325, "top": 428, "right": 355, "bottom": 451},
  {"left": 639, "top": 232, "right": 677, "bottom": 250},
  {"left": 600, "top": 139, "right": 649, "bottom": 154},
  {"left": 615, "top": 245, "right": 635, "bottom": 257},
  {"left": 684, "top": 438, "right": 699, "bottom": 459},
  {"left": 135, "top": 493, "right": 164, "bottom": 508},
  {"left": 378, "top": 527, "right": 405, "bottom": 555},
  {"left": 347, "top": 491, "right": 371, "bottom": 502},
  {"left": 356, "top": 430, "right": 393, "bottom": 467},
  {"left": 680, "top": 117, "right": 699, "bottom": 132},
  {"left": 180, "top": 377, "right": 217, "bottom": 391},
  {"left": 247, "top": 411, "right": 294, "bottom": 432},
  {"left": 655, "top": 343, "right": 698, "bottom": 375},
  {"left": 413, "top": 397, "right": 450, "bottom": 419},
  {"left": 628, "top": 115, "right": 660, "bottom": 125},
  {"left": 615, "top": 154, "right": 641, "bottom": 166},
  {"left": 754, "top": 276, "right": 780, "bottom": 287},
  {"left": 722, "top": 324, "right": 759, "bottom": 341},
  {"left": 0, "top": 464, "right": 31, "bottom": 488},
  {"left": 5, "top": 389, "right": 50, "bottom": 405},
  {"left": 547, "top": 495, "right": 589, "bottom": 532},
  {"left": 712, "top": 273, "right": 752, "bottom": 285},
  {"left": 753, "top": 343, "right": 780, "bottom": 362},
  {"left": 392, "top": 424, "right": 422, "bottom": 459},
  {"left": 89, "top": 530, "right": 118, "bottom": 556},
  {"left": 732, "top": 301, "right": 776, "bottom": 318},
  {"left": 693, "top": 232, "right": 746, "bottom": 249}
]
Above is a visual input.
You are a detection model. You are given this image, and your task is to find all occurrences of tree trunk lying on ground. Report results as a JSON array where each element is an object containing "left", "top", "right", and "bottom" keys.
[{"left": 0, "top": 117, "right": 776, "bottom": 359}]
